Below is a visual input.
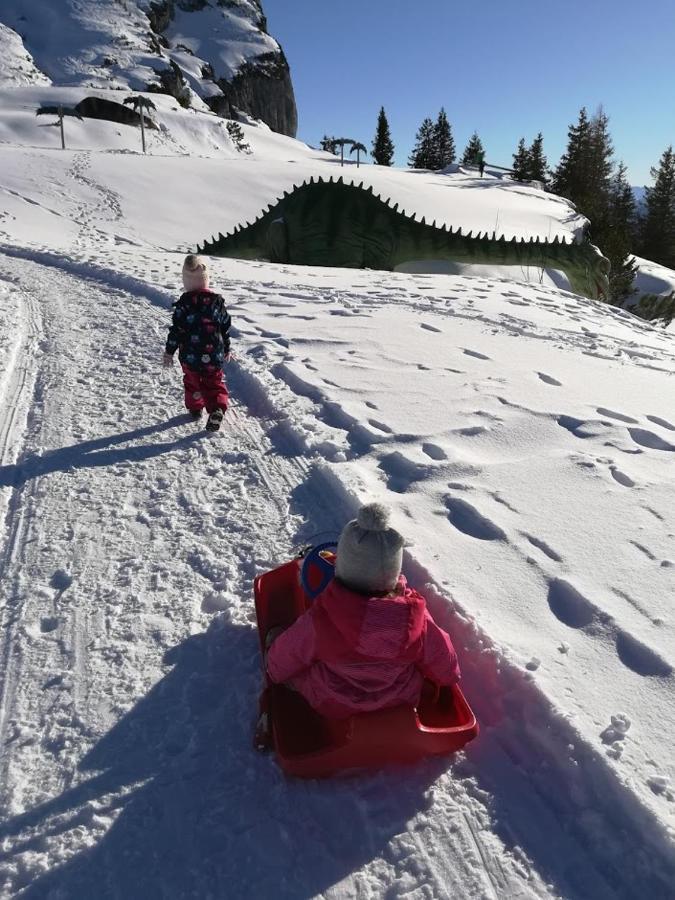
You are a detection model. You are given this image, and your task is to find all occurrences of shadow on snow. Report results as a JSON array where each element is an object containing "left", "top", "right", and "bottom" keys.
[
  {"left": 0, "top": 621, "right": 442, "bottom": 899},
  {"left": 0, "top": 416, "right": 204, "bottom": 489}
]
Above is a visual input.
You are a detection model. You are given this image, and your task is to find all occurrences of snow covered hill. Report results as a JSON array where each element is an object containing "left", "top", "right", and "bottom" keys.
[
  {"left": 0, "top": 0, "right": 297, "bottom": 135},
  {"left": 0, "top": 95, "right": 674, "bottom": 898}
]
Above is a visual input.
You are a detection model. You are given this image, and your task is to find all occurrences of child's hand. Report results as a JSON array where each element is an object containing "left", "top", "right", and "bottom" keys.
[{"left": 162, "top": 352, "right": 174, "bottom": 367}]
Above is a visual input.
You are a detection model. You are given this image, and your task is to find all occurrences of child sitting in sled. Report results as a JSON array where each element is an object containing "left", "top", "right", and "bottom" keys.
[
  {"left": 266, "top": 503, "right": 460, "bottom": 718},
  {"left": 163, "top": 254, "right": 231, "bottom": 432}
]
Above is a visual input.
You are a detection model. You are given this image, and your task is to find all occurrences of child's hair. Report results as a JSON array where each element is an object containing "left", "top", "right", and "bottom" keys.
[
  {"left": 335, "top": 503, "right": 404, "bottom": 594},
  {"left": 182, "top": 254, "right": 209, "bottom": 291}
]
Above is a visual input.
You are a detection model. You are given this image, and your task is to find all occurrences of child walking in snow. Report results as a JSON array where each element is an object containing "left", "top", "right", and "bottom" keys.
[
  {"left": 266, "top": 503, "right": 460, "bottom": 718},
  {"left": 163, "top": 254, "right": 231, "bottom": 432}
]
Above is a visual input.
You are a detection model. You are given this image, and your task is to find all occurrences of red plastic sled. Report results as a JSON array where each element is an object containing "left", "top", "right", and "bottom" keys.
[{"left": 253, "top": 551, "right": 478, "bottom": 778}]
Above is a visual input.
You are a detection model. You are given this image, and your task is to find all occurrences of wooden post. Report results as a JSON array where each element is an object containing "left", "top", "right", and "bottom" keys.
[
  {"left": 58, "top": 106, "right": 65, "bottom": 149},
  {"left": 140, "top": 108, "right": 146, "bottom": 154}
]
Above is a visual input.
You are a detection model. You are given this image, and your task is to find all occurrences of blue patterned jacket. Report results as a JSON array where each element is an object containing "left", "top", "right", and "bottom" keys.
[{"left": 165, "top": 290, "right": 232, "bottom": 371}]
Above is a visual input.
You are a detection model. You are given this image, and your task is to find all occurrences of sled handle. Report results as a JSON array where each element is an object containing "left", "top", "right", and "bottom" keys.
[{"left": 300, "top": 541, "right": 338, "bottom": 600}]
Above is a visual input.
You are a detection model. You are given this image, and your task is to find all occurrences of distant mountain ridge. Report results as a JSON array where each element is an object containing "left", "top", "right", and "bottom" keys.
[{"left": 0, "top": 0, "right": 297, "bottom": 136}]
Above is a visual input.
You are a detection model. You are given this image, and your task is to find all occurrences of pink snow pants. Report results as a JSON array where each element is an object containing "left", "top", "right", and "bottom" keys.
[{"left": 181, "top": 364, "right": 229, "bottom": 413}]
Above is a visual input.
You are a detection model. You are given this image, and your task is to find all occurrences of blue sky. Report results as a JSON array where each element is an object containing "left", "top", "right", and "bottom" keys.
[{"left": 263, "top": 0, "right": 674, "bottom": 186}]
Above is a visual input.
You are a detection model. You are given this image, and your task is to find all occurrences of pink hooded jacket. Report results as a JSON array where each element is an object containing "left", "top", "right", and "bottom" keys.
[{"left": 266, "top": 576, "right": 460, "bottom": 718}]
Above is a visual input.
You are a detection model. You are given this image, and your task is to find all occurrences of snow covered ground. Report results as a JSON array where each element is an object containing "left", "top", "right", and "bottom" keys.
[
  {"left": 0, "top": 96, "right": 674, "bottom": 898},
  {"left": 633, "top": 254, "right": 675, "bottom": 299}
]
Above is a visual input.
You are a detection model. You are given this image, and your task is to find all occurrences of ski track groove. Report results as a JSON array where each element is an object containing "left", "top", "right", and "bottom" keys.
[
  {"left": 0, "top": 284, "right": 43, "bottom": 769},
  {"left": 0, "top": 252, "right": 672, "bottom": 899}
]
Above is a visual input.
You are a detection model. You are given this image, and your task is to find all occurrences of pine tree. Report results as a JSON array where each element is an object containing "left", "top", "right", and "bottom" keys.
[
  {"left": 226, "top": 120, "right": 251, "bottom": 153},
  {"left": 528, "top": 133, "right": 548, "bottom": 183},
  {"left": 511, "top": 137, "right": 530, "bottom": 181},
  {"left": 461, "top": 132, "right": 484, "bottom": 166},
  {"left": 433, "top": 107, "right": 455, "bottom": 170},
  {"left": 583, "top": 107, "right": 614, "bottom": 241},
  {"left": 408, "top": 117, "right": 436, "bottom": 169},
  {"left": 371, "top": 107, "right": 394, "bottom": 166},
  {"left": 604, "top": 163, "right": 639, "bottom": 304},
  {"left": 551, "top": 107, "right": 614, "bottom": 248},
  {"left": 551, "top": 107, "right": 591, "bottom": 202},
  {"left": 641, "top": 145, "right": 675, "bottom": 268}
]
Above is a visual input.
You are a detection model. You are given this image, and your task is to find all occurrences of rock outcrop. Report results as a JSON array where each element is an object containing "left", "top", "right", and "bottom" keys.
[{"left": 0, "top": 0, "right": 297, "bottom": 136}]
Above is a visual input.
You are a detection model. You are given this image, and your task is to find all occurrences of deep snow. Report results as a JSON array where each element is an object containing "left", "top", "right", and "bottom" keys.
[{"left": 0, "top": 89, "right": 674, "bottom": 899}]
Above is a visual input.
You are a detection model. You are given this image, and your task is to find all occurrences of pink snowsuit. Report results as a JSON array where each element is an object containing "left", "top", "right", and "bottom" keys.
[{"left": 266, "top": 576, "right": 460, "bottom": 718}]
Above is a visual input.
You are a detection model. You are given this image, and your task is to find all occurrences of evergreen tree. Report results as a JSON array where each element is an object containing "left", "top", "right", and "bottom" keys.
[
  {"left": 551, "top": 107, "right": 591, "bottom": 202},
  {"left": 461, "top": 132, "right": 484, "bottom": 166},
  {"left": 641, "top": 145, "right": 675, "bottom": 268},
  {"left": 226, "top": 120, "right": 251, "bottom": 153},
  {"left": 408, "top": 117, "right": 436, "bottom": 169},
  {"left": 528, "top": 132, "right": 548, "bottom": 183},
  {"left": 583, "top": 107, "right": 614, "bottom": 240},
  {"left": 433, "top": 107, "right": 455, "bottom": 169},
  {"left": 371, "top": 107, "right": 394, "bottom": 166},
  {"left": 604, "top": 163, "right": 639, "bottom": 304},
  {"left": 551, "top": 106, "right": 615, "bottom": 252},
  {"left": 552, "top": 106, "right": 613, "bottom": 236},
  {"left": 511, "top": 137, "right": 530, "bottom": 181}
]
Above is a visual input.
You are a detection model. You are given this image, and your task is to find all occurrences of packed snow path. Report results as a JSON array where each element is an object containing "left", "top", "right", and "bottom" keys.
[{"left": 0, "top": 253, "right": 672, "bottom": 899}]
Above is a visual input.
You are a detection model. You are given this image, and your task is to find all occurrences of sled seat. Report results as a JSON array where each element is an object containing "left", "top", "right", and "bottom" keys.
[{"left": 254, "top": 555, "right": 478, "bottom": 778}]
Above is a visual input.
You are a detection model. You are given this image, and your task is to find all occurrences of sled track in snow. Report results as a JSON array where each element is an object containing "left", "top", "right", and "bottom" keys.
[{"left": 0, "top": 278, "right": 43, "bottom": 762}]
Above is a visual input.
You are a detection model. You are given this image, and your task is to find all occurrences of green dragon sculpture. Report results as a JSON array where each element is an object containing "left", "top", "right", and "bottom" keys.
[{"left": 197, "top": 177, "right": 610, "bottom": 299}]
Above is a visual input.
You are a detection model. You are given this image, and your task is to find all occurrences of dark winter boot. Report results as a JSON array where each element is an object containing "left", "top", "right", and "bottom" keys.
[
  {"left": 206, "top": 408, "right": 224, "bottom": 432},
  {"left": 189, "top": 409, "right": 203, "bottom": 420}
]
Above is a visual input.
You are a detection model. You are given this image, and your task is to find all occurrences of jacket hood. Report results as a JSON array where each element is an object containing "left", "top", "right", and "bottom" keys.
[{"left": 313, "top": 576, "right": 426, "bottom": 662}]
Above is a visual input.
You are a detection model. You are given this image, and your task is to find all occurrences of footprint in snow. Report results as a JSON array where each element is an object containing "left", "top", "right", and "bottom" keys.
[
  {"left": 615, "top": 631, "right": 672, "bottom": 677},
  {"left": 596, "top": 407, "right": 639, "bottom": 424},
  {"left": 609, "top": 466, "right": 635, "bottom": 488},
  {"left": 50, "top": 570, "right": 73, "bottom": 592},
  {"left": 537, "top": 372, "right": 562, "bottom": 386},
  {"left": 422, "top": 442, "right": 447, "bottom": 461},
  {"left": 463, "top": 348, "right": 491, "bottom": 360},
  {"left": 368, "top": 419, "right": 393, "bottom": 434},
  {"left": 445, "top": 497, "right": 506, "bottom": 541},
  {"left": 629, "top": 540, "right": 657, "bottom": 561},
  {"left": 453, "top": 425, "right": 487, "bottom": 437},
  {"left": 378, "top": 452, "right": 427, "bottom": 493},
  {"left": 546, "top": 579, "right": 596, "bottom": 629},
  {"left": 420, "top": 322, "right": 442, "bottom": 333},
  {"left": 646, "top": 415, "right": 675, "bottom": 431},
  {"left": 628, "top": 428, "right": 675, "bottom": 452},
  {"left": 523, "top": 533, "right": 562, "bottom": 562}
]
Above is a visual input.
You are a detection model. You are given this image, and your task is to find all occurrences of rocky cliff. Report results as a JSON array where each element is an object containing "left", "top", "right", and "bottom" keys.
[{"left": 0, "top": 0, "right": 297, "bottom": 137}]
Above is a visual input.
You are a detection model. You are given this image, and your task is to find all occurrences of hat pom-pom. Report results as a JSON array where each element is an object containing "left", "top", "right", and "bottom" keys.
[{"left": 357, "top": 503, "right": 391, "bottom": 532}]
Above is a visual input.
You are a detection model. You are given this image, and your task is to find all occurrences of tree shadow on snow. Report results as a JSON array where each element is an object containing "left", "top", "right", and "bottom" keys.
[
  {"left": 0, "top": 416, "right": 204, "bottom": 489},
  {"left": 0, "top": 619, "right": 442, "bottom": 899}
]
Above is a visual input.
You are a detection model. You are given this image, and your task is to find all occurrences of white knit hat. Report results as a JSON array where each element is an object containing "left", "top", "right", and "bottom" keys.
[
  {"left": 335, "top": 503, "right": 404, "bottom": 594},
  {"left": 182, "top": 254, "right": 209, "bottom": 291}
]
